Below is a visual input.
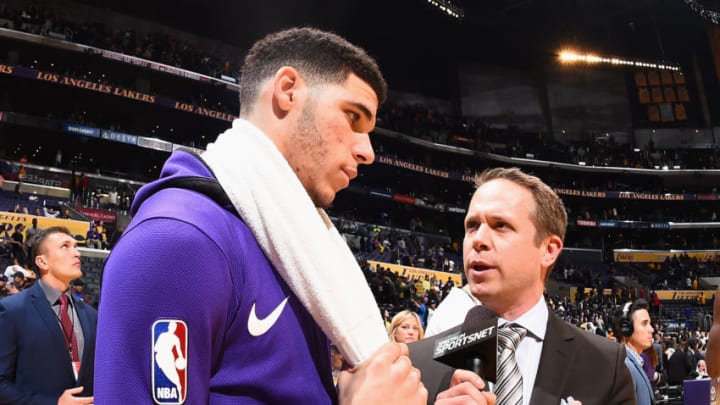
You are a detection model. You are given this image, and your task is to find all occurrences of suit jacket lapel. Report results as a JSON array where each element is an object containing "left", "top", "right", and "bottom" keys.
[
  {"left": 627, "top": 350, "right": 654, "bottom": 400},
  {"left": 30, "top": 283, "right": 76, "bottom": 379},
  {"left": 530, "top": 315, "right": 576, "bottom": 405},
  {"left": 75, "top": 300, "right": 94, "bottom": 365},
  {"left": 29, "top": 283, "right": 68, "bottom": 348}
]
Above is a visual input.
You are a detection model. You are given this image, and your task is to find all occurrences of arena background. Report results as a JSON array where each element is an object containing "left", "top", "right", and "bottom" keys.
[{"left": 2, "top": 1, "right": 720, "bottom": 402}]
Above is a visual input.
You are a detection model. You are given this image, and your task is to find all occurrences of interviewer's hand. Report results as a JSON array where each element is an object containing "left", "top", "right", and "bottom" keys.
[
  {"left": 337, "top": 341, "right": 428, "bottom": 405},
  {"left": 706, "top": 284, "right": 720, "bottom": 379},
  {"left": 57, "top": 386, "right": 94, "bottom": 405},
  {"left": 435, "top": 369, "right": 496, "bottom": 405}
]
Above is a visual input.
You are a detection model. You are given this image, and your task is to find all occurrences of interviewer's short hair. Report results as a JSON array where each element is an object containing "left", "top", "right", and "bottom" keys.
[
  {"left": 474, "top": 167, "right": 567, "bottom": 245},
  {"left": 239, "top": 27, "right": 387, "bottom": 115}
]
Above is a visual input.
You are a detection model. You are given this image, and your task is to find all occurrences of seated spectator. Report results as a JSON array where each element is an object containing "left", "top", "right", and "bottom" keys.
[
  {"left": 4, "top": 258, "right": 36, "bottom": 282},
  {"left": 690, "top": 359, "right": 709, "bottom": 379},
  {"left": 85, "top": 225, "right": 102, "bottom": 249},
  {"left": 71, "top": 279, "right": 87, "bottom": 302},
  {"left": 5, "top": 281, "right": 20, "bottom": 295},
  {"left": 42, "top": 206, "right": 60, "bottom": 218},
  {"left": 11, "top": 271, "right": 28, "bottom": 291}
]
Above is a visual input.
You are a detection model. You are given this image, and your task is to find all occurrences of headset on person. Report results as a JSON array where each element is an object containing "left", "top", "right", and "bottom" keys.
[{"left": 618, "top": 301, "right": 634, "bottom": 337}]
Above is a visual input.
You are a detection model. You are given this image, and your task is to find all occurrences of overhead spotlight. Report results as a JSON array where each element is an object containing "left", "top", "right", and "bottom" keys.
[
  {"left": 425, "top": 0, "right": 464, "bottom": 19},
  {"left": 559, "top": 49, "right": 680, "bottom": 71}
]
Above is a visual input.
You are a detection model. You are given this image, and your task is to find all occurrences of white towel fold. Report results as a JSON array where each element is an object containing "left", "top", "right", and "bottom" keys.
[{"left": 202, "top": 118, "right": 388, "bottom": 366}]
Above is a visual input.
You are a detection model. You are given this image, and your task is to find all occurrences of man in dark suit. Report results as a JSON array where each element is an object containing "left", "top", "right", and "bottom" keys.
[
  {"left": 0, "top": 226, "right": 96, "bottom": 405},
  {"left": 432, "top": 167, "right": 635, "bottom": 405}
]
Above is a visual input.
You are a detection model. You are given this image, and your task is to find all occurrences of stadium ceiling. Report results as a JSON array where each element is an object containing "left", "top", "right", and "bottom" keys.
[{"left": 75, "top": 0, "right": 712, "bottom": 96}]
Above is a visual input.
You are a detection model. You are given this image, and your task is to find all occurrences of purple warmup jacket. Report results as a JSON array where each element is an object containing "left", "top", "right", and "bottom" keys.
[{"left": 95, "top": 150, "right": 336, "bottom": 404}]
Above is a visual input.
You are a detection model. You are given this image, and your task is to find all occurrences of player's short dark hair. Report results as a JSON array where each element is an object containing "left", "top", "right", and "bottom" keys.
[{"left": 239, "top": 27, "right": 387, "bottom": 115}]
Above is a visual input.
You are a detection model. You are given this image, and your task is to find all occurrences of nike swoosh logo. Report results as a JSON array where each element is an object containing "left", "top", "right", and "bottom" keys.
[{"left": 248, "top": 297, "right": 289, "bottom": 337}]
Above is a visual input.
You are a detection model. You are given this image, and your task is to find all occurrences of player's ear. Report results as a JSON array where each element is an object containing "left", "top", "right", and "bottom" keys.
[{"left": 272, "top": 66, "right": 304, "bottom": 113}]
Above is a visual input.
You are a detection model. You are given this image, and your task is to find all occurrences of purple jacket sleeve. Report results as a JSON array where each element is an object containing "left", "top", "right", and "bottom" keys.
[{"left": 94, "top": 217, "right": 235, "bottom": 404}]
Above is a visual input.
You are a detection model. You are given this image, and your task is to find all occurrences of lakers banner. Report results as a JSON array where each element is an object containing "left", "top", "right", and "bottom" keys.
[
  {"left": 0, "top": 63, "right": 235, "bottom": 122},
  {"left": 614, "top": 249, "right": 720, "bottom": 263},
  {"left": 654, "top": 290, "right": 715, "bottom": 301},
  {"left": 376, "top": 156, "right": 452, "bottom": 179},
  {"left": 0, "top": 212, "right": 90, "bottom": 239},
  {"left": 74, "top": 207, "right": 117, "bottom": 224},
  {"left": 368, "top": 260, "right": 462, "bottom": 286}
]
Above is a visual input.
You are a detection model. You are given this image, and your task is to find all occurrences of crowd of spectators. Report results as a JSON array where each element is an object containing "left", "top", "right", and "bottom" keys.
[
  {"left": 618, "top": 255, "right": 720, "bottom": 291},
  {"left": 378, "top": 102, "right": 720, "bottom": 171},
  {"left": 335, "top": 215, "right": 460, "bottom": 273},
  {"left": 2, "top": 2, "right": 718, "bottom": 173},
  {"left": 567, "top": 200, "right": 720, "bottom": 223},
  {"left": 576, "top": 228, "right": 720, "bottom": 252},
  {"left": 549, "top": 288, "right": 711, "bottom": 387},
  {"left": 0, "top": 2, "right": 242, "bottom": 79},
  {"left": 364, "top": 259, "right": 712, "bottom": 389}
]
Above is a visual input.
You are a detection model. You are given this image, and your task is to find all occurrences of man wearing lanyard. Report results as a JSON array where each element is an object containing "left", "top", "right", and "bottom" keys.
[{"left": 0, "top": 226, "right": 97, "bottom": 405}]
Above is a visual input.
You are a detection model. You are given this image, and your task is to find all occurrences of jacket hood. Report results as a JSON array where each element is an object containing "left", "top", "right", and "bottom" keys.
[{"left": 130, "top": 149, "right": 214, "bottom": 216}]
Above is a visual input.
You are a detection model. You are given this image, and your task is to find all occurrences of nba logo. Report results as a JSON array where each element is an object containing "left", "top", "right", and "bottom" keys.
[{"left": 152, "top": 320, "right": 188, "bottom": 404}]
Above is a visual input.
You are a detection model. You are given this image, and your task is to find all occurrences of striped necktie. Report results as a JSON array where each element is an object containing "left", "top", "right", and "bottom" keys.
[{"left": 495, "top": 324, "right": 527, "bottom": 405}]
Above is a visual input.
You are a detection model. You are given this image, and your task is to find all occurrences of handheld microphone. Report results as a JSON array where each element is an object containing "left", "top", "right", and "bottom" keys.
[
  {"left": 432, "top": 305, "right": 498, "bottom": 383},
  {"left": 408, "top": 305, "right": 498, "bottom": 404}
]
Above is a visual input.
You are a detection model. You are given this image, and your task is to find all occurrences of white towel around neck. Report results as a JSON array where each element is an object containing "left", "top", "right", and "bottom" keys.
[{"left": 202, "top": 119, "right": 388, "bottom": 366}]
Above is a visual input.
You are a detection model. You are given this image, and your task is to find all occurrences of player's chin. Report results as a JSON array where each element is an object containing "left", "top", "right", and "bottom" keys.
[{"left": 313, "top": 188, "right": 337, "bottom": 209}]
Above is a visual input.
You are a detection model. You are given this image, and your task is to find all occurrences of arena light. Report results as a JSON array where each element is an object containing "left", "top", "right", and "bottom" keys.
[
  {"left": 426, "top": 0, "right": 464, "bottom": 19},
  {"left": 686, "top": 0, "right": 720, "bottom": 24},
  {"left": 559, "top": 50, "right": 680, "bottom": 71}
]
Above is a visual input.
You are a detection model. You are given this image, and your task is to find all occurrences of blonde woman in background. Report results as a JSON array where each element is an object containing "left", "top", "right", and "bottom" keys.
[{"left": 389, "top": 310, "right": 424, "bottom": 344}]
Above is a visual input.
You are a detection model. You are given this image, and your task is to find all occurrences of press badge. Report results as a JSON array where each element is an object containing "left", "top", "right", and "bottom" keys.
[{"left": 72, "top": 361, "right": 80, "bottom": 381}]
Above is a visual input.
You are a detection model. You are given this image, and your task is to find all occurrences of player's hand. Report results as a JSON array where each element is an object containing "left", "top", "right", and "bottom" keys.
[{"left": 338, "top": 341, "right": 427, "bottom": 405}]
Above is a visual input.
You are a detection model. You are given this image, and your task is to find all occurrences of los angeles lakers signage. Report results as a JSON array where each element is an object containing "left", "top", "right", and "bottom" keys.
[
  {"left": 0, "top": 212, "right": 90, "bottom": 240},
  {"left": 368, "top": 260, "right": 462, "bottom": 286}
]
